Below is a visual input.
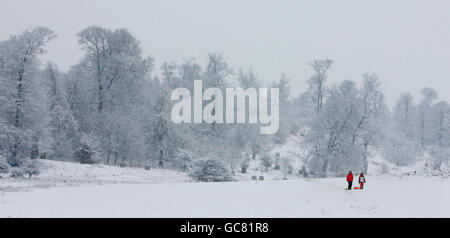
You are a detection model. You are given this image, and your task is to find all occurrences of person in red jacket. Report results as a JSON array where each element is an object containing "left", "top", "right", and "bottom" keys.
[
  {"left": 346, "top": 171, "right": 353, "bottom": 190},
  {"left": 359, "top": 172, "right": 366, "bottom": 189}
]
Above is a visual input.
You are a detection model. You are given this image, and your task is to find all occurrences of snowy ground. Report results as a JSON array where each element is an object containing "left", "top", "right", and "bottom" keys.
[
  {"left": 0, "top": 160, "right": 190, "bottom": 192},
  {"left": 1, "top": 172, "right": 449, "bottom": 217}
]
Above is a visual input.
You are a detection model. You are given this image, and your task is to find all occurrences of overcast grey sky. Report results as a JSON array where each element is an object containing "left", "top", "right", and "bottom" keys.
[{"left": 1, "top": 0, "right": 449, "bottom": 105}]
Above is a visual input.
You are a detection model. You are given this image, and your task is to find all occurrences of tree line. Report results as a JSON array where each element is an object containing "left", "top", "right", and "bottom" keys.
[{"left": 0, "top": 26, "right": 448, "bottom": 177}]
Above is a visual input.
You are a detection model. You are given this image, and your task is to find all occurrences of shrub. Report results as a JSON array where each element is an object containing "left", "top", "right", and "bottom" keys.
[
  {"left": 428, "top": 146, "right": 450, "bottom": 171},
  {"left": 174, "top": 149, "right": 194, "bottom": 172},
  {"left": 73, "top": 144, "right": 95, "bottom": 164},
  {"left": 6, "top": 155, "right": 24, "bottom": 167},
  {"left": 30, "top": 143, "right": 39, "bottom": 160},
  {"left": 260, "top": 154, "right": 272, "bottom": 172},
  {"left": 10, "top": 168, "right": 24, "bottom": 178},
  {"left": 189, "top": 159, "right": 233, "bottom": 182},
  {"left": 9, "top": 160, "right": 40, "bottom": 178},
  {"left": 73, "top": 133, "right": 100, "bottom": 164},
  {"left": 23, "top": 160, "right": 40, "bottom": 178},
  {"left": 0, "top": 156, "right": 10, "bottom": 173},
  {"left": 299, "top": 165, "right": 309, "bottom": 177}
]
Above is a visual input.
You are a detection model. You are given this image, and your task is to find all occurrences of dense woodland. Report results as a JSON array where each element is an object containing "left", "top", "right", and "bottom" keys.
[{"left": 1, "top": 26, "right": 449, "bottom": 177}]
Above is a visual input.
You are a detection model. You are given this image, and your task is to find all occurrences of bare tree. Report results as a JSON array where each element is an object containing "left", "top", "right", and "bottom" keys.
[
  {"left": 418, "top": 88, "right": 438, "bottom": 148},
  {"left": 309, "top": 59, "right": 333, "bottom": 114}
]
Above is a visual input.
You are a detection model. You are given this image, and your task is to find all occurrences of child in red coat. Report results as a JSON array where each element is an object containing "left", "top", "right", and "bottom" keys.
[
  {"left": 346, "top": 171, "right": 353, "bottom": 190},
  {"left": 358, "top": 172, "right": 366, "bottom": 189}
]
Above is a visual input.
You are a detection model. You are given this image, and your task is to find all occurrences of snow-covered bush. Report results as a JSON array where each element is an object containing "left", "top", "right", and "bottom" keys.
[
  {"left": 259, "top": 153, "right": 272, "bottom": 172},
  {"left": 8, "top": 159, "right": 40, "bottom": 178},
  {"left": 6, "top": 154, "right": 24, "bottom": 167},
  {"left": 23, "top": 160, "right": 40, "bottom": 178},
  {"left": 0, "top": 155, "right": 9, "bottom": 173},
  {"left": 174, "top": 149, "right": 195, "bottom": 172},
  {"left": 427, "top": 146, "right": 450, "bottom": 170},
  {"left": 73, "top": 133, "right": 101, "bottom": 164},
  {"left": 10, "top": 168, "right": 24, "bottom": 178},
  {"left": 240, "top": 158, "right": 250, "bottom": 171},
  {"left": 189, "top": 159, "right": 233, "bottom": 182},
  {"left": 299, "top": 165, "right": 308, "bottom": 177}
]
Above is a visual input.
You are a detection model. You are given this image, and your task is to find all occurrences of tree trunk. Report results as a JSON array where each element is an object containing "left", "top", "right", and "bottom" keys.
[
  {"left": 321, "top": 157, "right": 328, "bottom": 177},
  {"left": 420, "top": 112, "right": 425, "bottom": 149},
  {"left": 316, "top": 80, "right": 322, "bottom": 113},
  {"left": 98, "top": 82, "right": 103, "bottom": 113},
  {"left": 113, "top": 150, "right": 118, "bottom": 165},
  {"left": 362, "top": 142, "right": 369, "bottom": 173},
  {"left": 106, "top": 132, "right": 111, "bottom": 164},
  {"left": 15, "top": 69, "right": 25, "bottom": 128}
]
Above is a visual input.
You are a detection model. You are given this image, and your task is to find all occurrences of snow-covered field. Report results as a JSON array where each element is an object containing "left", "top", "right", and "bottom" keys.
[
  {"left": 1, "top": 160, "right": 449, "bottom": 217},
  {"left": 0, "top": 160, "right": 191, "bottom": 192}
]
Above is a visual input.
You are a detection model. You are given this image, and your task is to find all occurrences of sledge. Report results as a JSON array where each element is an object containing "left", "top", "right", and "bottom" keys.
[{"left": 345, "top": 187, "right": 361, "bottom": 190}]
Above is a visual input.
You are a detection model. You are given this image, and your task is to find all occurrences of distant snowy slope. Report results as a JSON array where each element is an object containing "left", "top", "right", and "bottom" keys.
[{"left": 368, "top": 153, "right": 450, "bottom": 178}]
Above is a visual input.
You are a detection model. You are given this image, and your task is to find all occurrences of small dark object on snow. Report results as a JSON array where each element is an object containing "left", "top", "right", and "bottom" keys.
[
  {"left": 120, "top": 162, "right": 126, "bottom": 168},
  {"left": 251, "top": 175, "right": 257, "bottom": 180},
  {"left": 298, "top": 165, "right": 308, "bottom": 177},
  {"left": 241, "top": 167, "right": 247, "bottom": 174},
  {"left": 40, "top": 153, "right": 47, "bottom": 160},
  {"left": 258, "top": 176, "right": 264, "bottom": 181},
  {"left": 144, "top": 165, "right": 151, "bottom": 170}
]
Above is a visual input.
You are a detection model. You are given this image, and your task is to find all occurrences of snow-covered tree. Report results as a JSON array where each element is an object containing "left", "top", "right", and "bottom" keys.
[
  {"left": 41, "top": 63, "right": 80, "bottom": 160},
  {"left": 73, "top": 133, "right": 101, "bottom": 164},
  {"left": 203, "top": 52, "right": 232, "bottom": 88},
  {"left": 418, "top": 88, "right": 438, "bottom": 149},
  {"left": 393, "top": 93, "right": 419, "bottom": 140},
  {"left": 74, "top": 26, "right": 153, "bottom": 166},
  {"left": 0, "top": 26, "right": 55, "bottom": 166},
  {"left": 306, "top": 78, "right": 382, "bottom": 176},
  {"left": 2, "top": 24, "right": 449, "bottom": 179},
  {"left": 352, "top": 73, "right": 387, "bottom": 173},
  {"left": 430, "top": 101, "right": 450, "bottom": 148}
]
